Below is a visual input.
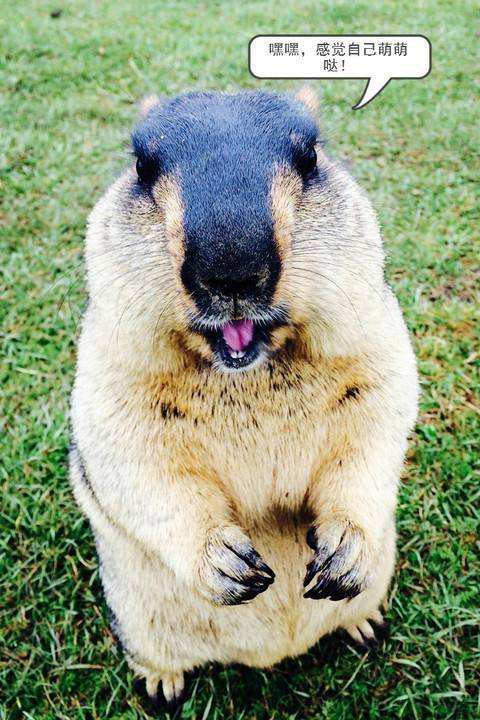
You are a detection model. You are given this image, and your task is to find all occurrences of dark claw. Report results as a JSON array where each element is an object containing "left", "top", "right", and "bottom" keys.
[
  {"left": 303, "top": 553, "right": 335, "bottom": 587},
  {"left": 352, "top": 630, "right": 382, "bottom": 652},
  {"left": 361, "top": 634, "right": 379, "bottom": 651},
  {"left": 306, "top": 526, "right": 317, "bottom": 550},
  {"left": 165, "top": 690, "right": 188, "bottom": 718},
  {"left": 304, "top": 583, "right": 324, "bottom": 600},
  {"left": 224, "top": 584, "right": 265, "bottom": 605},
  {"left": 303, "top": 559, "right": 318, "bottom": 587},
  {"left": 233, "top": 586, "right": 260, "bottom": 603},
  {"left": 255, "top": 557, "right": 276, "bottom": 579},
  {"left": 239, "top": 573, "right": 274, "bottom": 591},
  {"left": 220, "top": 572, "right": 273, "bottom": 605},
  {"left": 328, "top": 582, "right": 362, "bottom": 601},
  {"left": 370, "top": 619, "right": 390, "bottom": 643},
  {"left": 303, "top": 570, "right": 335, "bottom": 598},
  {"left": 218, "top": 565, "right": 274, "bottom": 591},
  {"left": 304, "top": 526, "right": 342, "bottom": 588},
  {"left": 355, "top": 639, "right": 375, "bottom": 653},
  {"left": 238, "top": 584, "right": 270, "bottom": 604},
  {"left": 304, "top": 572, "right": 362, "bottom": 601},
  {"left": 227, "top": 542, "right": 276, "bottom": 579},
  {"left": 133, "top": 677, "right": 187, "bottom": 718}
]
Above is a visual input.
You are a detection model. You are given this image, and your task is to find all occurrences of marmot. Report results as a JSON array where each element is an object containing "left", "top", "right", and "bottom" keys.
[{"left": 69, "top": 89, "right": 418, "bottom": 713}]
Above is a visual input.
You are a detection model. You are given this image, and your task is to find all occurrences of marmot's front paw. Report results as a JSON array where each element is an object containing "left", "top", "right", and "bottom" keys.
[
  {"left": 303, "top": 519, "right": 375, "bottom": 601},
  {"left": 198, "top": 526, "right": 275, "bottom": 606}
]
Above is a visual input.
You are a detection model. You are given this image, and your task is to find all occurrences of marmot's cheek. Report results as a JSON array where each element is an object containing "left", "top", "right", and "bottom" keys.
[
  {"left": 182, "top": 334, "right": 212, "bottom": 362},
  {"left": 269, "top": 325, "right": 295, "bottom": 352}
]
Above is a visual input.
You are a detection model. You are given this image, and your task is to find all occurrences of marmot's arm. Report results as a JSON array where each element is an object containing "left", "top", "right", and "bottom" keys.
[
  {"left": 70, "top": 444, "right": 275, "bottom": 605},
  {"left": 303, "top": 389, "right": 409, "bottom": 601}
]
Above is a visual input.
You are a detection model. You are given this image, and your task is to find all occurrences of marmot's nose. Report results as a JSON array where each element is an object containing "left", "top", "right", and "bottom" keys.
[
  {"left": 202, "top": 272, "right": 263, "bottom": 299},
  {"left": 180, "top": 227, "right": 281, "bottom": 311}
]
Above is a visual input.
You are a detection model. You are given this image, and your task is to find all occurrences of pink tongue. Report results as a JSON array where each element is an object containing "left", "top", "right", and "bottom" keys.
[{"left": 222, "top": 320, "right": 254, "bottom": 352}]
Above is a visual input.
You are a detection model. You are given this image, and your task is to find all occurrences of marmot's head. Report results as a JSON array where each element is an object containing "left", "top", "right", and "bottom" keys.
[{"left": 87, "top": 90, "right": 384, "bottom": 372}]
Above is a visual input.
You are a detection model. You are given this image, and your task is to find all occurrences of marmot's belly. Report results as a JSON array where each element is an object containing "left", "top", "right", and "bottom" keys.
[
  {"left": 154, "top": 520, "right": 337, "bottom": 668},
  {"left": 99, "top": 519, "right": 353, "bottom": 669}
]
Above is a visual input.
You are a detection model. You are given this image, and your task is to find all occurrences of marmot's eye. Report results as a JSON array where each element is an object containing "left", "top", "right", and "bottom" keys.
[
  {"left": 296, "top": 146, "right": 317, "bottom": 180},
  {"left": 136, "top": 156, "right": 157, "bottom": 184}
]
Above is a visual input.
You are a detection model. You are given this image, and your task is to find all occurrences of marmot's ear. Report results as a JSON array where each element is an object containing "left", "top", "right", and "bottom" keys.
[
  {"left": 295, "top": 86, "right": 319, "bottom": 116},
  {"left": 138, "top": 94, "right": 162, "bottom": 118}
]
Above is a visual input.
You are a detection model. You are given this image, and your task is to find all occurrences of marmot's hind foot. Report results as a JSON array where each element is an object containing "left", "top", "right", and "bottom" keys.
[
  {"left": 134, "top": 671, "right": 186, "bottom": 717},
  {"left": 344, "top": 609, "right": 389, "bottom": 651}
]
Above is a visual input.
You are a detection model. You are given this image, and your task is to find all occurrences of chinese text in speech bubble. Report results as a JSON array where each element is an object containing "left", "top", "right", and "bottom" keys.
[{"left": 249, "top": 35, "right": 431, "bottom": 109}]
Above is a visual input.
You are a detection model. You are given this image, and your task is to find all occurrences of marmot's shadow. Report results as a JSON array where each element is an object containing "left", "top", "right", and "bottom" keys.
[
  {"left": 136, "top": 626, "right": 389, "bottom": 717},
  {"left": 187, "top": 631, "right": 353, "bottom": 719}
]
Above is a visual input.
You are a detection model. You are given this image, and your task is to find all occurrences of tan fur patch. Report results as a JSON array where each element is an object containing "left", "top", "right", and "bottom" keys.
[
  {"left": 139, "top": 94, "right": 160, "bottom": 117},
  {"left": 269, "top": 323, "right": 296, "bottom": 353},
  {"left": 270, "top": 165, "right": 302, "bottom": 262},
  {"left": 151, "top": 174, "right": 199, "bottom": 325},
  {"left": 269, "top": 165, "right": 303, "bottom": 313},
  {"left": 295, "top": 86, "right": 319, "bottom": 115},
  {"left": 172, "top": 327, "right": 213, "bottom": 366},
  {"left": 152, "top": 174, "right": 185, "bottom": 266}
]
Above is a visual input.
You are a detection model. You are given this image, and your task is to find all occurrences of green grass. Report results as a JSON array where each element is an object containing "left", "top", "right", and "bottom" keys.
[{"left": 1, "top": 1, "right": 478, "bottom": 718}]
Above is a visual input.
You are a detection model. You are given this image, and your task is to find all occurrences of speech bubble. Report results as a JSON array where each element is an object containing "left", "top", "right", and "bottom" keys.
[{"left": 249, "top": 35, "right": 431, "bottom": 109}]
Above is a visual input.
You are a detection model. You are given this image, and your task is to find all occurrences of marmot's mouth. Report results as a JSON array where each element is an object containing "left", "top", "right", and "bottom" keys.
[
  {"left": 215, "top": 319, "right": 265, "bottom": 370},
  {"left": 190, "top": 311, "right": 289, "bottom": 372}
]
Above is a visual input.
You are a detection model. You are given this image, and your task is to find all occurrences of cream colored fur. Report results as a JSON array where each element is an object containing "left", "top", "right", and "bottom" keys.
[{"left": 70, "top": 129, "right": 418, "bottom": 705}]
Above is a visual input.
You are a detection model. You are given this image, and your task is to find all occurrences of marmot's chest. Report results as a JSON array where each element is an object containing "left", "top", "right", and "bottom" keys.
[
  {"left": 141, "top": 355, "right": 369, "bottom": 519},
  {"left": 146, "top": 354, "right": 368, "bottom": 432}
]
